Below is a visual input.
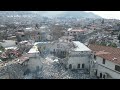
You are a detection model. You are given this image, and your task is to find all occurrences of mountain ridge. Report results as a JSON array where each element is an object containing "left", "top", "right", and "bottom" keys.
[
  {"left": 0, "top": 11, "right": 102, "bottom": 19},
  {"left": 55, "top": 11, "right": 102, "bottom": 19}
]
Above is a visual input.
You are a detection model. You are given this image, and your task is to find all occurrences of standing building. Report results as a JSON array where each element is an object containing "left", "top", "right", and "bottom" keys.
[
  {"left": 66, "top": 41, "right": 91, "bottom": 70},
  {"left": 50, "top": 39, "right": 92, "bottom": 71},
  {"left": 65, "top": 28, "right": 86, "bottom": 42},
  {"left": 88, "top": 44, "right": 120, "bottom": 79}
]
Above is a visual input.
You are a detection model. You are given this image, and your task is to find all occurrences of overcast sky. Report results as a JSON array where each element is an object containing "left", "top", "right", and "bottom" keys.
[
  {"left": 33, "top": 11, "right": 120, "bottom": 19},
  {"left": 50, "top": 11, "right": 120, "bottom": 19},
  {"left": 85, "top": 11, "right": 120, "bottom": 19}
]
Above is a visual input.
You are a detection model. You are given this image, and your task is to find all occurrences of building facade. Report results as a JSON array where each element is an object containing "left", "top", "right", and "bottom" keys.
[{"left": 89, "top": 44, "right": 120, "bottom": 79}]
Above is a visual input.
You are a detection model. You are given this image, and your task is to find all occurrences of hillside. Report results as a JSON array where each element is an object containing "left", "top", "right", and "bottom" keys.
[{"left": 56, "top": 11, "right": 102, "bottom": 19}]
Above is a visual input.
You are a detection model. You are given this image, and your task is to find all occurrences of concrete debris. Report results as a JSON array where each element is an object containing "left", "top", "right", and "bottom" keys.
[{"left": 0, "top": 63, "right": 26, "bottom": 79}]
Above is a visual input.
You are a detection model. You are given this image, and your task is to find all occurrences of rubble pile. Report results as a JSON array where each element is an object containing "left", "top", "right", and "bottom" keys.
[
  {"left": 25, "top": 56, "right": 91, "bottom": 79},
  {"left": 0, "top": 64, "right": 26, "bottom": 79}
]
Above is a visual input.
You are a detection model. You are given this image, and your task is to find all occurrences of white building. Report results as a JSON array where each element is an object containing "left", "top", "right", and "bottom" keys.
[
  {"left": 50, "top": 39, "right": 92, "bottom": 70},
  {"left": 50, "top": 39, "right": 73, "bottom": 58},
  {"left": 65, "top": 28, "right": 86, "bottom": 41},
  {"left": 28, "top": 45, "right": 40, "bottom": 58},
  {"left": 89, "top": 44, "right": 120, "bottom": 79},
  {"left": 66, "top": 41, "right": 91, "bottom": 70}
]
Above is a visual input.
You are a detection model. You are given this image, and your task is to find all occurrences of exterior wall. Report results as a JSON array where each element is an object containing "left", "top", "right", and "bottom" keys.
[
  {"left": 67, "top": 51, "right": 90, "bottom": 70},
  {"left": 50, "top": 42, "right": 71, "bottom": 58},
  {"left": 96, "top": 56, "right": 120, "bottom": 79},
  {"left": 67, "top": 56, "right": 90, "bottom": 70},
  {"left": 97, "top": 65, "right": 120, "bottom": 79},
  {"left": 66, "top": 31, "right": 85, "bottom": 41},
  {"left": 50, "top": 42, "right": 69, "bottom": 52},
  {"left": 28, "top": 53, "right": 40, "bottom": 58}
]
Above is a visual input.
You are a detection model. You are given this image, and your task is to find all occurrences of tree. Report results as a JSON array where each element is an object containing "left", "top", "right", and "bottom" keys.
[
  {"left": 0, "top": 44, "right": 5, "bottom": 51},
  {"left": 118, "top": 34, "right": 120, "bottom": 41},
  {"left": 108, "top": 42, "right": 117, "bottom": 48},
  {"left": 35, "top": 23, "right": 39, "bottom": 29},
  {"left": 0, "top": 33, "right": 3, "bottom": 40},
  {"left": 100, "top": 41, "right": 106, "bottom": 46},
  {"left": 111, "top": 43, "right": 117, "bottom": 48},
  {"left": 50, "top": 25, "right": 65, "bottom": 40},
  {"left": 37, "top": 32, "right": 42, "bottom": 41}
]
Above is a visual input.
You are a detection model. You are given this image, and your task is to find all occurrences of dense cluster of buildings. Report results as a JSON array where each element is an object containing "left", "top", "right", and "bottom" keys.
[{"left": 0, "top": 17, "right": 120, "bottom": 79}]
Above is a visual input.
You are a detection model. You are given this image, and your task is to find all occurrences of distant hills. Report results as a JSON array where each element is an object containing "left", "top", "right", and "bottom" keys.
[
  {"left": 0, "top": 11, "right": 102, "bottom": 24},
  {"left": 37, "top": 11, "right": 102, "bottom": 19},
  {"left": 0, "top": 11, "right": 102, "bottom": 19},
  {"left": 0, "top": 11, "right": 40, "bottom": 17}
]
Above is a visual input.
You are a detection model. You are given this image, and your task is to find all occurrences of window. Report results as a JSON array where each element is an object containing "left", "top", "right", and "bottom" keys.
[
  {"left": 82, "top": 64, "right": 84, "bottom": 68},
  {"left": 61, "top": 51, "right": 63, "bottom": 55},
  {"left": 69, "top": 64, "right": 72, "bottom": 69},
  {"left": 100, "top": 73, "right": 102, "bottom": 78},
  {"left": 77, "top": 64, "right": 80, "bottom": 69},
  {"left": 95, "top": 70, "right": 97, "bottom": 76},
  {"left": 102, "top": 58, "right": 106, "bottom": 64},
  {"left": 62, "top": 51, "right": 64, "bottom": 55},
  {"left": 115, "top": 65, "right": 120, "bottom": 72},
  {"left": 94, "top": 55, "right": 96, "bottom": 59},
  {"left": 103, "top": 75, "right": 106, "bottom": 79},
  {"left": 21, "top": 35, "right": 25, "bottom": 37}
]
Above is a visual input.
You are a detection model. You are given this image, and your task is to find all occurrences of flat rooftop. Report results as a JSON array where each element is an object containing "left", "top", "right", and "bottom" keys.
[
  {"left": 68, "top": 29, "right": 85, "bottom": 32},
  {"left": 34, "top": 42, "right": 51, "bottom": 46},
  {"left": 28, "top": 45, "right": 39, "bottom": 54},
  {"left": 72, "top": 41, "right": 91, "bottom": 52}
]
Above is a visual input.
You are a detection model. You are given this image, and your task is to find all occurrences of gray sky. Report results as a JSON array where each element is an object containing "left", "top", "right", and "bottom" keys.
[
  {"left": 49, "top": 11, "right": 120, "bottom": 19},
  {"left": 85, "top": 11, "right": 120, "bottom": 19}
]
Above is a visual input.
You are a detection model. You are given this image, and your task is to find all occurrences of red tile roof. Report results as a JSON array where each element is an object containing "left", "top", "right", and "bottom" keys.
[{"left": 88, "top": 44, "right": 120, "bottom": 64}]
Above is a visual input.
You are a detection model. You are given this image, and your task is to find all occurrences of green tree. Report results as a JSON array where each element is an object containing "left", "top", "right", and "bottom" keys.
[
  {"left": 100, "top": 41, "right": 106, "bottom": 46},
  {"left": 50, "top": 25, "right": 65, "bottom": 40},
  {"left": 118, "top": 34, "right": 120, "bottom": 40},
  {"left": 111, "top": 43, "right": 117, "bottom": 47}
]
